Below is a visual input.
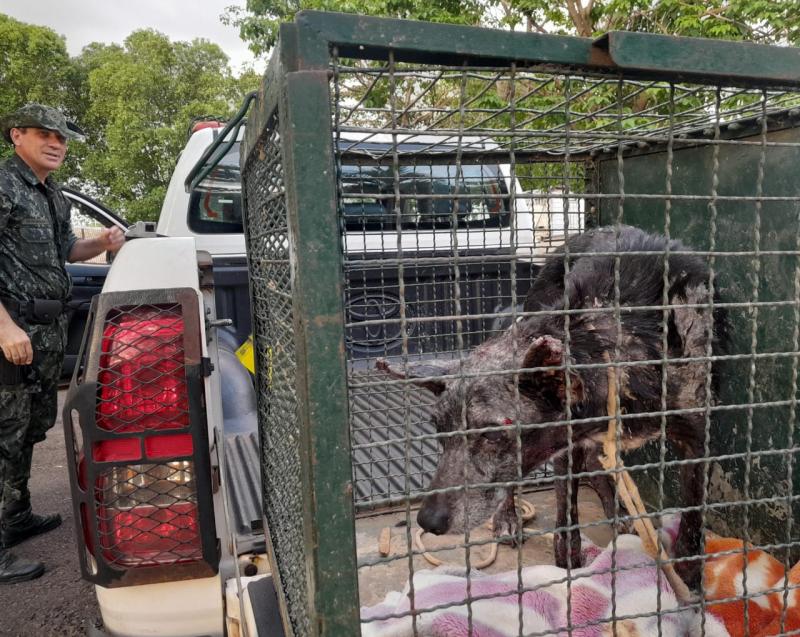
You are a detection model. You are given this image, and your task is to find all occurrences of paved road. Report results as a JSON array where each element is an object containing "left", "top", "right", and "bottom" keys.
[{"left": 0, "top": 390, "right": 99, "bottom": 636}]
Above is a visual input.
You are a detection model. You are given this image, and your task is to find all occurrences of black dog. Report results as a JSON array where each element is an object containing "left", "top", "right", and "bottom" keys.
[{"left": 379, "top": 225, "right": 721, "bottom": 589}]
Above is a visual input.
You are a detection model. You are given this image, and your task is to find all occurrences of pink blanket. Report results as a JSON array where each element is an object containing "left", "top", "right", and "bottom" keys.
[{"left": 361, "top": 534, "right": 731, "bottom": 637}]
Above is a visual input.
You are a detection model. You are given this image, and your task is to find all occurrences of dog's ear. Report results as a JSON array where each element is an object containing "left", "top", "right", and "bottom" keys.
[
  {"left": 520, "top": 335, "right": 583, "bottom": 405},
  {"left": 376, "top": 358, "right": 456, "bottom": 395}
]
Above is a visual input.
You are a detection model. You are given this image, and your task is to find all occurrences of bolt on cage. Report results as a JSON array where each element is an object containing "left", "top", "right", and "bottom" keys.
[{"left": 241, "top": 12, "right": 800, "bottom": 637}]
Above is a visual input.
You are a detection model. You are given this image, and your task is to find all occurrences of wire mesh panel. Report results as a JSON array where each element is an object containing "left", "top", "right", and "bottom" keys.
[
  {"left": 242, "top": 115, "right": 313, "bottom": 636},
  {"left": 94, "top": 303, "right": 203, "bottom": 568},
  {"left": 242, "top": 13, "right": 800, "bottom": 636}
]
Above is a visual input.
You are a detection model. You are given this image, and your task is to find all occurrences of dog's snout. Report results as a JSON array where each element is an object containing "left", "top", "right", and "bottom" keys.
[{"left": 418, "top": 504, "right": 449, "bottom": 535}]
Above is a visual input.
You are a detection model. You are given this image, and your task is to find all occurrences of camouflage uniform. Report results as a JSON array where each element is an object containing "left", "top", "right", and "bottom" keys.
[{"left": 0, "top": 135, "right": 78, "bottom": 517}]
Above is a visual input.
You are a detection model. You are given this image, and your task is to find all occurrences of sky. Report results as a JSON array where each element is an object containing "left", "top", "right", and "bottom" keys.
[{"left": 0, "top": 0, "right": 264, "bottom": 74}]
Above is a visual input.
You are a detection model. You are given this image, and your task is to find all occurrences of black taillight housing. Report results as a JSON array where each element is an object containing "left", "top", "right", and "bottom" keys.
[{"left": 63, "top": 288, "right": 218, "bottom": 587}]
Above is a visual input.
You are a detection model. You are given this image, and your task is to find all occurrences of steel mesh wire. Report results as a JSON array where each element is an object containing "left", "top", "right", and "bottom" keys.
[
  {"left": 330, "top": 54, "right": 800, "bottom": 636},
  {"left": 94, "top": 461, "right": 201, "bottom": 567},
  {"left": 242, "top": 119, "right": 311, "bottom": 637}
]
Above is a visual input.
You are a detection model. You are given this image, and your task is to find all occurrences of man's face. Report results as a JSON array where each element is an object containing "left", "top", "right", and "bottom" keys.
[{"left": 10, "top": 127, "right": 67, "bottom": 180}]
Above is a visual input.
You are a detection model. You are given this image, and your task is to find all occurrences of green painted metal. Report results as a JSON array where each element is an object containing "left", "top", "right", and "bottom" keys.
[
  {"left": 279, "top": 45, "right": 361, "bottom": 637},
  {"left": 295, "top": 11, "right": 800, "bottom": 88},
  {"left": 595, "top": 127, "right": 800, "bottom": 550},
  {"left": 241, "top": 40, "right": 300, "bottom": 637},
  {"left": 242, "top": 43, "right": 280, "bottom": 161},
  {"left": 599, "top": 31, "right": 800, "bottom": 88},
  {"left": 296, "top": 10, "right": 608, "bottom": 69},
  {"left": 238, "top": 12, "right": 800, "bottom": 633}
]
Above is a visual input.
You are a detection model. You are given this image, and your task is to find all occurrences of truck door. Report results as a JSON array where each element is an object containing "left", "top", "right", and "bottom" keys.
[{"left": 63, "top": 188, "right": 128, "bottom": 381}]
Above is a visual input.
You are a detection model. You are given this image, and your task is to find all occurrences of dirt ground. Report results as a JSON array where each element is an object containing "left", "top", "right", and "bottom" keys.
[{"left": 0, "top": 390, "right": 99, "bottom": 637}]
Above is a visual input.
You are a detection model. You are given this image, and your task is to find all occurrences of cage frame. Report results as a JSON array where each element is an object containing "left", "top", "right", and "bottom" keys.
[{"left": 241, "top": 12, "right": 800, "bottom": 636}]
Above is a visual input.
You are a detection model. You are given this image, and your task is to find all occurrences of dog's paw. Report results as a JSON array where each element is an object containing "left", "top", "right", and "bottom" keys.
[{"left": 491, "top": 507, "right": 522, "bottom": 546}]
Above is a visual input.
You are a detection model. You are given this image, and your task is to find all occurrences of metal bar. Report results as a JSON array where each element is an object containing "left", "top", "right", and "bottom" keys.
[
  {"left": 599, "top": 31, "right": 800, "bottom": 88},
  {"left": 280, "top": 45, "right": 360, "bottom": 636},
  {"left": 297, "top": 12, "right": 800, "bottom": 89},
  {"left": 296, "top": 11, "right": 608, "bottom": 70},
  {"left": 186, "top": 91, "right": 256, "bottom": 192}
]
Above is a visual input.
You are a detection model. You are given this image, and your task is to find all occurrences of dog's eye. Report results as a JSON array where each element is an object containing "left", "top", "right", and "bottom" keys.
[{"left": 481, "top": 429, "right": 506, "bottom": 443}]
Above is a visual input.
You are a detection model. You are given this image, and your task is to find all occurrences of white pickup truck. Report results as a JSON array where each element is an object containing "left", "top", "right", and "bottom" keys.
[{"left": 62, "top": 112, "right": 560, "bottom": 636}]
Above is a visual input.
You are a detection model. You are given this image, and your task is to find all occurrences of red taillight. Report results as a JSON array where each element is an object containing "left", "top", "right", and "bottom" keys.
[
  {"left": 97, "top": 308, "right": 188, "bottom": 433},
  {"left": 91, "top": 305, "right": 202, "bottom": 568},
  {"left": 191, "top": 120, "right": 224, "bottom": 133},
  {"left": 96, "top": 462, "right": 201, "bottom": 567}
]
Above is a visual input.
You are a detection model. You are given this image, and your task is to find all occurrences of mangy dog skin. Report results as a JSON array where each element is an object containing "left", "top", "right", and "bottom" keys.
[{"left": 378, "top": 225, "right": 725, "bottom": 590}]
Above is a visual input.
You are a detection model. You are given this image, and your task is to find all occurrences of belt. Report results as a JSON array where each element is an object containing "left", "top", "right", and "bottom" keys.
[
  {"left": 0, "top": 297, "right": 63, "bottom": 324},
  {"left": 1, "top": 298, "right": 24, "bottom": 314}
]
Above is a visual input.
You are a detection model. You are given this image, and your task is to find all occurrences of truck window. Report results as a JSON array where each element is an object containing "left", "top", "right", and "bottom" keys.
[
  {"left": 188, "top": 140, "right": 510, "bottom": 235},
  {"left": 188, "top": 141, "right": 244, "bottom": 234},
  {"left": 340, "top": 162, "right": 510, "bottom": 232}
]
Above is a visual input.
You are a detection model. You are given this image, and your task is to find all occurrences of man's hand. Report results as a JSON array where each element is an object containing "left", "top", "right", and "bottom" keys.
[
  {"left": 0, "top": 321, "right": 32, "bottom": 365},
  {"left": 97, "top": 226, "right": 125, "bottom": 254},
  {"left": 69, "top": 226, "right": 126, "bottom": 263}
]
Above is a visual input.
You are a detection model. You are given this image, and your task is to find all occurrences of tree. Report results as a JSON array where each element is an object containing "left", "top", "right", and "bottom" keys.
[
  {"left": 503, "top": 0, "right": 800, "bottom": 42},
  {"left": 226, "top": 0, "right": 800, "bottom": 56},
  {"left": 223, "top": 0, "right": 489, "bottom": 56},
  {"left": 77, "top": 30, "right": 258, "bottom": 222},
  {"left": 0, "top": 15, "right": 261, "bottom": 222},
  {"left": 0, "top": 14, "right": 77, "bottom": 168},
  {"left": 0, "top": 15, "right": 74, "bottom": 117}
]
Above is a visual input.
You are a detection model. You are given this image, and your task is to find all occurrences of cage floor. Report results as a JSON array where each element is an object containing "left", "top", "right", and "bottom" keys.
[{"left": 355, "top": 485, "right": 613, "bottom": 607}]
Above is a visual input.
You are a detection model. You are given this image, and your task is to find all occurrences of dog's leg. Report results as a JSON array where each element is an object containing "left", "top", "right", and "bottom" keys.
[
  {"left": 491, "top": 488, "right": 520, "bottom": 545},
  {"left": 585, "top": 452, "right": 630, "bottom": 535},
  {"left": 673, "top": 431, "right": 706, "bottom": 591},
  {"left": 554, "top": 448, "right": 583, "bottom": 568}
]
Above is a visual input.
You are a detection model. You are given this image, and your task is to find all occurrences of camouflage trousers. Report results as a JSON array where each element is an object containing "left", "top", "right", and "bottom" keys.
[{"left": 0, "top": 347, "right": 62, "bottom": 515}]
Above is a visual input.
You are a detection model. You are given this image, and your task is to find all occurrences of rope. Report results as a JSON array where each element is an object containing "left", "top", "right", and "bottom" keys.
[
  {"left": 598, "top": 352, "right": 693, "bottom": 604},
  {"left": 414, "top": 498, "right": 536, "bottom": 569}
]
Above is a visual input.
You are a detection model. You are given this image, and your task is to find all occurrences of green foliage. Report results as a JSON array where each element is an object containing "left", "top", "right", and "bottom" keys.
[
  {"left": 600, "top": 0, "right": 800, "bottom": 43},
  {"left": 227, "top": 0, "right": 800, "bottom": 56},
  {"left": 77, "top": 30, "right": 243, "bottom": 221},
  {"left": 223, "top": 0, "right": 488, "bottom": 56},
  {"left": 0, "top": 15, "right": 74, "bottom": 165},
  {"left": 0, "top": 15, "right": 73, "bottom": 116},
  {"left": 0, "top": 15, "right": 259, "bottom": 222}
]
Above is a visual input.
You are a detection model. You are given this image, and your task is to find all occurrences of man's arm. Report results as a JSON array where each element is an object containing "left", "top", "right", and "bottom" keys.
[
  {"left": 0, "top": 302, "right": 32, "bottom": 365},
  {"left": 67, "top": 226, "right": 125, "bottom": 263},
  {"left": 0, "top": 189, "right": 30, "bottom": 365}
]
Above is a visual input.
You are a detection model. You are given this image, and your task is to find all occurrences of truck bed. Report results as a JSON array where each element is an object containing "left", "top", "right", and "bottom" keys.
[
  {"left": 223, "top": 369, "right": 439, "bottom": 551},
  {"left": 225, "top": 368, "right": 550, "bottom": 548}
]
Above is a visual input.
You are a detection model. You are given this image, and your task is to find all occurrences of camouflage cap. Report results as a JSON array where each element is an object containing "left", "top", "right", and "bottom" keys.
[{"left": 0, "top": 103, "right": 85, "bottom": 144}]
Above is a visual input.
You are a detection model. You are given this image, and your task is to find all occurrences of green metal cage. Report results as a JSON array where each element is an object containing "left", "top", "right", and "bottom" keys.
[{"left": 241, "top": 12, "right": 800, "bottom": 636}]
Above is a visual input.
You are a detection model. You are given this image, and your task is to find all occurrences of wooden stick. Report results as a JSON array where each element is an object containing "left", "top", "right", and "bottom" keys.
[
  {"left": 600, "top": 353, "right": 693, "bottom": 604},
  {"left": 378, "top": 527, "right": 392, "bottom": 557}
]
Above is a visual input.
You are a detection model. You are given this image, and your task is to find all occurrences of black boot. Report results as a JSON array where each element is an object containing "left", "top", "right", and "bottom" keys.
[
  {"left": 0, "top": 547, "right": 44, "bottom": 584},
  {"left": 1, "top": 508, "right": 62, "bottom": 548}
]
